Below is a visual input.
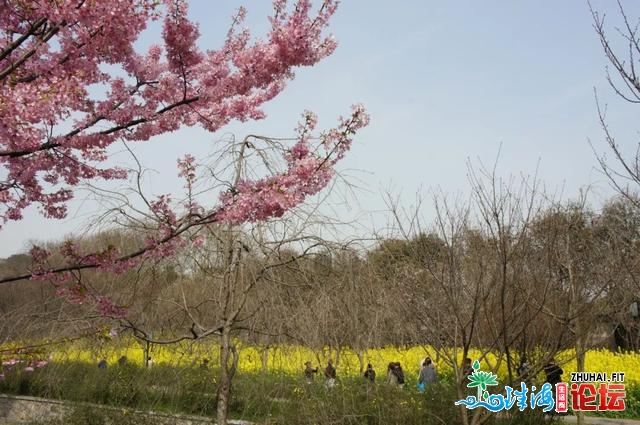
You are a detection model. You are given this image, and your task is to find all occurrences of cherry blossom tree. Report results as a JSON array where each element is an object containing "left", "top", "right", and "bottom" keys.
[
  {"left": 0, "top": 1, "right": 368, "bottom": 288},
  {"left": 1, "top": 3, "right": 368, "bottom": 421}
]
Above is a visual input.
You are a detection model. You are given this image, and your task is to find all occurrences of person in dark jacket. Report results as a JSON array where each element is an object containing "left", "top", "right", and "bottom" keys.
[
  {"left": 363, "top": 363, "right": 376, "bottom": 382},
  {"left": 544, "top": 358, "right": 567, "bottom": 416},
  {"left": 325, "top": 359, "right": 337, "bottom": 388},
  {"left": 395, "top": 362, "right": 405, "bottom": 388},
  {"left": 386, "top": 362, "right": 405, "bottom": 387},
  {"left": 544, "top": 358, "right": 563, "bottom": 386}
]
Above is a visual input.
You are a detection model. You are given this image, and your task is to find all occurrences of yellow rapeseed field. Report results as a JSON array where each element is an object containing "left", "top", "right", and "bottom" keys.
[{"left": 41, "top": 340, "right": 640, "bottom": 385}]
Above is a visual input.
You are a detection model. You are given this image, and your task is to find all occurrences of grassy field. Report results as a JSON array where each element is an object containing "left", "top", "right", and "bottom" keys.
[
  {"left": 0, "top": 361, "right": 565, "bottom": 425},
  {"left": 1, "top": 341, "right": 639, "bottom": 423}
]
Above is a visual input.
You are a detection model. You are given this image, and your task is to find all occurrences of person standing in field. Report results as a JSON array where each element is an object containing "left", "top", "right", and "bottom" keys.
[
  {"left": 461, "top": 357, "right": 474, "bottom": 384},
  {"left": 324, "top": 359, "right": 336, "bottom": 388},
  {"left": 418, "top": 358, "right": 437, "bottom": 392},
  {"left": 386, "top": 362, "right": 398, "bottom": 386},
  {"left": 304, "top": 361, "right": 318, "bottom": 384},
  {"left": 544, "top": 358, "right": 563, "bottom": 387},
  {"left": 395, "top": 362, "right": 405, "bottom": 388},
  {"left": 386, "top": 362, "right": 404, "bottom": 388},
  {"left": 544, "top": 358, "right": 566, "bottom": 417},
  {"left": 518, "top": 356, "right": 532, "bottom": 385},
  {"left": 363, "top": 363, "right": 376, "bottom": 382}
]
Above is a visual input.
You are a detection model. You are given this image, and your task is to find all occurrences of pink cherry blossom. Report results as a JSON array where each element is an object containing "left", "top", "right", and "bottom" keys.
[
  {"left": 0, "top": 0, "right": 342, "bottom": 227},
  {"left": 0, "top": 1, "right": 369, "bottom": 319}
]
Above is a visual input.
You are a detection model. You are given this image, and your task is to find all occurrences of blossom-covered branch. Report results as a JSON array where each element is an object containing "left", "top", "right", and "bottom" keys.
[
  {"left": 0, "top": 0, "right": 340, "bottom": 224},
  {"left": 0, "top": 106, "right": 369, "bottom": 318}
]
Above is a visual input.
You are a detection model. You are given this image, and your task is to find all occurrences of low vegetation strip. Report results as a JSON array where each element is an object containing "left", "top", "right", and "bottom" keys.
[
  {"left": 0, "top": 360, "right": 638, "bottom": 424},
  {"left": 0, "top": 394, "right": 255, "bottom": 425},
  {"left": 3, "top": 340, "right": 640, "bottom": 422}
]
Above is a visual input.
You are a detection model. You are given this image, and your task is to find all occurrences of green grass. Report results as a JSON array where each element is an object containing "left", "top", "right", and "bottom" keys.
[{"left": 1, "top": 361, "right": 623, "bottom": 424}]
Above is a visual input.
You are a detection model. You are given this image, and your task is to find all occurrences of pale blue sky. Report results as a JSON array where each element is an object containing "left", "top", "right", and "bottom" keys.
[{"left": 3, "top": 0, "right": 640, "bottom": 257}]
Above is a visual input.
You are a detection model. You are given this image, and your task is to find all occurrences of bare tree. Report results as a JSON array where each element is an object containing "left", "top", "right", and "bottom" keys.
[{"left": 591, "top": 1, "right": 640, "bottom": 207}]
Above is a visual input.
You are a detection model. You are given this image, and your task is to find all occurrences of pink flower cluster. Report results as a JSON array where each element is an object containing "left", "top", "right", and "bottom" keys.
[
  {"left": 96, "top": 296, "right": 127, "bottom": 318},
  {"left": 50, "top": 283, "right": 127, "bottom": 319},
  {"left": 28, "top": 242, "right": 128, "bottom": 318},
  {"left": 0, "top": 359, "right": 48, "bottom": 377},
  {"left": 24, "top": 101, "right": 368, "bottom": 318},
  {"left": 9, "top": 1, "right": 370, "bottom": 321},
  {"left": 0, "top": 0, "right": 340, "bottom": 227},
  {"left": 216, "top": 104, "right": 369, "bottom": 224}
]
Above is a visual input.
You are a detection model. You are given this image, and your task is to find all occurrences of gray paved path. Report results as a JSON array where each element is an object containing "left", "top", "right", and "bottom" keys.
[{"left": 561, "top": 415, "right": 640, "bottom": 424}]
